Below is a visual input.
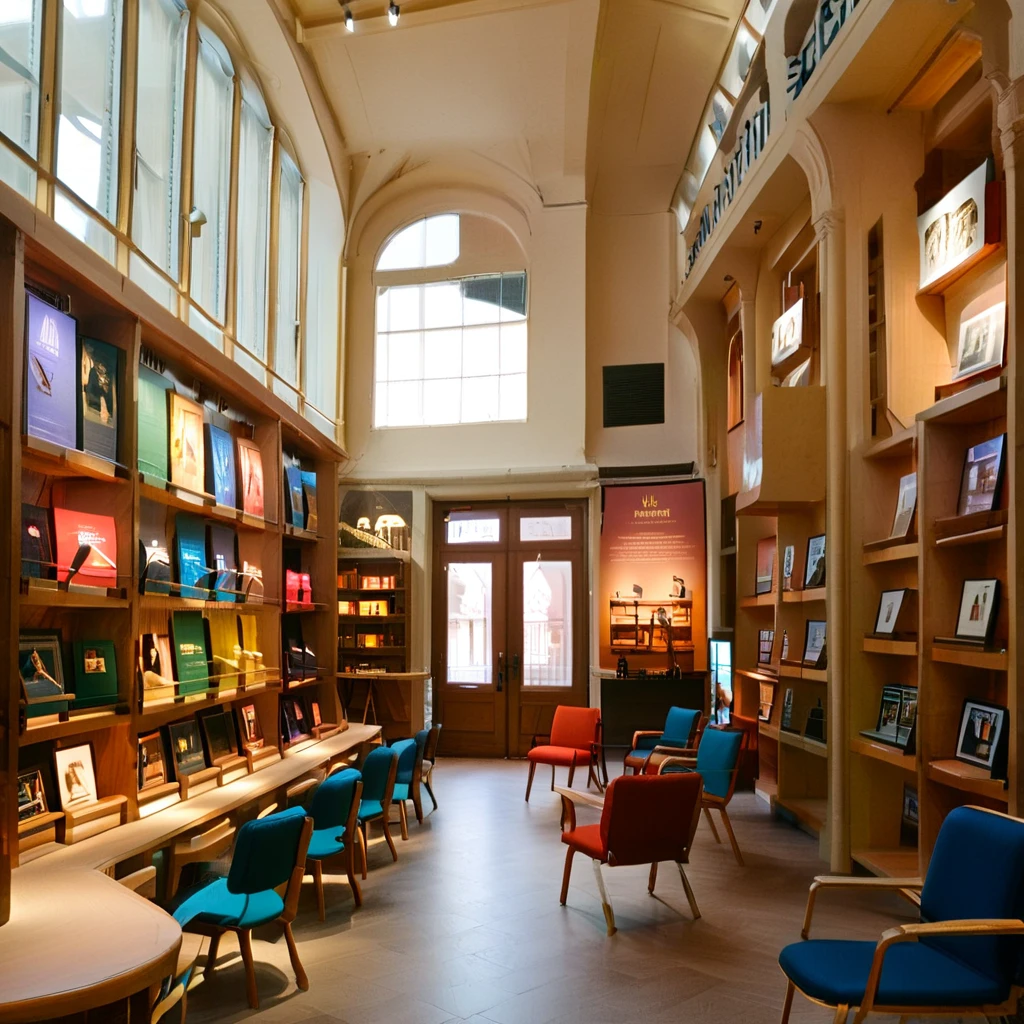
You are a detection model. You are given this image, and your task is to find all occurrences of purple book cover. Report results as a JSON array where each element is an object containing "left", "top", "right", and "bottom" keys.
[{"left": 25, "top": 291, "right": 77, "bottom": 448}]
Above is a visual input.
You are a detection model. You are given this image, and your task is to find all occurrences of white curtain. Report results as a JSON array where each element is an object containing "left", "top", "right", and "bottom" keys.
[
  {"left": 0, "top": 0, "right": 41, "bottom": 199},
  {"left": 274, "top": 147, "right": 302, "bottom": 389}
]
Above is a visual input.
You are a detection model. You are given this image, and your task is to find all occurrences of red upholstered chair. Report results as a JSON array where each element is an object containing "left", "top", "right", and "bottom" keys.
[
  {"left": 525, "top": 705, "right": 603, "bottom": 801},
  {"left": 558, "top": 772, "right": 703, "bottom": 935}
]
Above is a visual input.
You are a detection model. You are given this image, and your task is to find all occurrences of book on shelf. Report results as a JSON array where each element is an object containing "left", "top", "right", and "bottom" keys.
[
  {"left": 77, "top": 336, "right": 120, "bottom": 463},
  {"left": 204, "top": 424, "right": 237, "bottom": 508},
  {"left": 175, "top": 512, "right": 209, "bottom": 600},
  {"left": 19, "top": 629, "right": 70, "bottom": 718},
  {"left": 21, "top": 503, "right": 54, "bottom": 581},
  {"left": 137, "top": 363, "right": 173, "bottom": 481},
  {"left": 169, "top": 391, "right": 205, "bottom": 494},
  {"left": 207, "top": 614, "right": 242, "bottom": 693},
  {"left": 170, "top": 610, "right": 211, "bottom": 699},
  {"left": 301, "top": 470, "right": 318, "bottom": 533},
  {"left": 241, "top": 560, "right": 263, "bottom": 603},
  {"left": 284, "top": 464, "right": 304, "bottom": 529},
  {"left": 207, "top": 523, "right": 238, "bottom": 603},
  {"left": 139, "top": 503, "right": 171, "bottom": 595},
  {"left": 52, "top": 507, "right": 118, "bottom": 589},
  {"left": 70, "top": 640, "right": 119, "bottom": 710},
  {"left": 24, "top": 290, "right": 77, "bottom": 449},
  {"left": 236, "top": 438, "right": 265, "bottom": 519},
  {"left": 139, "top": 633, "right": 176, "bottom": 704}
]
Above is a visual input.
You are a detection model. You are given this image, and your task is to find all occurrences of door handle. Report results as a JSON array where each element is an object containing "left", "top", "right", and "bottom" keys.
[
  {"left": 497, "top": 651, "right": 504, "bottom": 692},
  {"left": 512, "top": 654, "right": 520, "bottom": 680}
]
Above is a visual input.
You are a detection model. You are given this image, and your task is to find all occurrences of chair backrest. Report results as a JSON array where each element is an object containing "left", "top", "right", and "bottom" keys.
[
  {"left": 310, "top": 768, "right": 362, "bottom": 832},
  {"left": 415, "top": 728, "right": 430, "bottom": 758},
  {"left": 600, "top": 773, "right": 703, "bottom": 867},
  {"left": 550, "top": 705, "right": 600, "bottom": 750},
  {"left": 361, "top": 744, "right": 398, "bottom": 802},
  {"left": 695, "top": 727, "right": 743, "bottom": 800},
  {"left": 227, "top": 806, "right": 310, "bottom": 895},
  {"left": 392, "top": 738, "right": 419, "bottom": 785},
  {"left": 661, "top": 707, "right": 700, "bottom": 747},
  {"left": 424, "top": 723, "right": 442, "bottom": 761},
  {"left": 921, "top": 805, "right": 1024, "bottom": 984}
]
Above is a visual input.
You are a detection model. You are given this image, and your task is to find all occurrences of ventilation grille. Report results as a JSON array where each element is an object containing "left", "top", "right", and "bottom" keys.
[{"left": 602, "top": 363, "right": 665, "bottom": 428}]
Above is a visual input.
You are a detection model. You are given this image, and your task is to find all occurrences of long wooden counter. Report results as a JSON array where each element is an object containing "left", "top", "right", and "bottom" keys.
[{"left": 0, "top": 724, "right": 380, "bottom": 1023}]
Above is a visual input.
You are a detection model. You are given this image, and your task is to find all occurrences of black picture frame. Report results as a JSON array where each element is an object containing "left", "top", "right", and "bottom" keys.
[
  {"left": 802, "top": 620, "right": 827, "bottom": 667},
  {"left": 804, "top": 534, "right": 826, "bottom": 588},
  {"left": 873, "top": 589, "right": 909, "bottom": 636},
  {"left": 197, "top": 707, "right": 239, "bottom": 764},
  {"left": 280, "top": 696, "right": 312, "bottom": 745},
  {"left": 137, "top": 730, "right": 168, "bottom": 792},
  {"left": 900, "top": 784, "right": 919, "bottom": 847},
  {"left": 953, "top": 578, "right": 1000, "bottom": 646},
  {"left": 166, "top": 719, "right": 208, "bottom": 778},
  {"left": 955, "top": 699, "right": 1008, "bottom": 777},
  {"left": 17, "top": 768, "right": 48, "bottom": 822},
  {"left": 757, "top": 629, "right": 774, "bottom": 666},
  {"left": 956, "top": 434, "right": 1006, "bottom": 517}
]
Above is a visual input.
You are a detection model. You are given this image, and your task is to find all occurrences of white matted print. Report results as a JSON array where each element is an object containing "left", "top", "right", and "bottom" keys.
[
  {"left": 955, "top": 578, "right": 998, "bottom": 642},
  {"left": 918, "top": 160, "right": 988, "bottom": 290},
  {"left": 54, "top": 742, "right": 98, "bottom": 809},
  {"left": 874, "top": 590, "right": 907, "bottom": 635},
  {"left": 953, "top": 301, "right": 1005, "bottom": 381},
  {"left": 890, "top": 473, "right": 917, "bottom": 539},
  {"left": 771, "top": 298, "right": 804, "bottom": 367}
]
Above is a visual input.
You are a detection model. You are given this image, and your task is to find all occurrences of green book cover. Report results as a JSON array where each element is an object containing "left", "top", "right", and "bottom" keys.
[
  {"left": 170, "top": 610, "right": 210, "bottom": 698},
  {"left": 138, "top": 364, "right": 172, "bottom": 481},
  {"left": 71, "top": 640, "right": 119, "bottom": 709}
]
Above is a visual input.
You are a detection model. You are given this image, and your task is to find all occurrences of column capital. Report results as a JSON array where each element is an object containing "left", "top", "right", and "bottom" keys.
[
  {"left": 995, "top": 73, "right": 1024, "bottom": 152},
  {"left": 813, "top": 208, "right": 845, "bottom": 242}
]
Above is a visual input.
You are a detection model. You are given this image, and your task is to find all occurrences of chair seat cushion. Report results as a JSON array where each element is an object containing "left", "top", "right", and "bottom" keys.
[
  {"left": 393, "top": 783, "right": 410, "bottom": 801},
  {"left": 307, "top": 828, "right": 346, "bottom": 861},
  {"left": 528, "top": 745, "right": 593, "bottom": 767},
  {"left": 172, "top": 877, "right": 285, "bottom": 930},
  {"left": 779, "top": 939, "right": 1009, "bottom": 1008},
  {"left": 358, "top": 799, "right": 384, "bottom": 821},
  {"left": 560, "top": 823, "right": 607, "bottom": 862},
  {"left": 623, "top": 749, "right": 649, "bottom": 767}
]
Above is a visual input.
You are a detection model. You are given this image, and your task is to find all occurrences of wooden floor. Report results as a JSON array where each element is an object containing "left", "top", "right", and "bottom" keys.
[{"left": 187, "top": 758, "right": 925, "bottom": 1024}]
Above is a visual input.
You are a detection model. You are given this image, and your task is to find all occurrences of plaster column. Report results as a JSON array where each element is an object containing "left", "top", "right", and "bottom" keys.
[{"left": 815, "top": 207, "right": 848, "bottom": 871}]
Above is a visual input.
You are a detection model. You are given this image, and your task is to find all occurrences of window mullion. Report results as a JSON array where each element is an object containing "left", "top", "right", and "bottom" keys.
[
  {"left": 265, "top": 141, "right": 282, "bottom": 376},
  {"left": 296, "top": 154, "right": 309, "bottom": 403},
  {"left": 176, "top": 12, "right": 199, "bottom": 319},
  {"left": 223, "top": 74, "right": 241, "bottom": 358},
  {"left": 116, "top": 0, "right": 141, "bottom": 274},
  {"left": 36, "top": 0, "right": 60, "bottom": 216}
]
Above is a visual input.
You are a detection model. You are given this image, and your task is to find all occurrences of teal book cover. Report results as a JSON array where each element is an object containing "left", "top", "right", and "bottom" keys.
[
  {"left": 204, "top": 424, "right": 236, "bottom": 508},
  {"left": 175, "top": 513, "right": 209, "bottom": 600},
  {"left": 170, "top": 610, "right": 210, "bottom": 697},
  {"left": 138, "top": 364, "right": 172, "bottom": 480},
  {"left": 207, "top": 523, "right": 238, "bottom": 603},
  {"left": 284, "top": 465, "right": 304, "bottom": 528}
]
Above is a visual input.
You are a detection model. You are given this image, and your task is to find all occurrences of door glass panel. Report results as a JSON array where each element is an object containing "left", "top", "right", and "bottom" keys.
[
  {"left": 446, "top": 515, "right": 500, "bottom": 544},
  {"left": 520, "top": 515, "right": 572, "bottom": 542},
  {"left": 522, "top": 561, "right": 572, "bottom": 687},
  {"left": 447, "top": 563, "right": 492, "bottom": 684}
]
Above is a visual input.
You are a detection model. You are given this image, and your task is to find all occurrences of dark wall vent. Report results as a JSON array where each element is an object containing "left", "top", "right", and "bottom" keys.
[{"left": 602, "top": 363, "right": 665, "bottom": 428}]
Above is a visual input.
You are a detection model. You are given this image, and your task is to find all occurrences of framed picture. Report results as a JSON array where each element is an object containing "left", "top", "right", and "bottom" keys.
[
  {"left": 757, "top": 629, "right": 774, "bottom": 666},
  {"left": 957, "top": 434, "right": 1006, "bottom": 517},
  {"left": 755, "top": 536, "right": 776, "bottom": 595},
  {"left": 280, "top": 697, "right": 312, "bottom": 745},
  {"left": 758, "top": 681, "right": 776, "bottom": 723},
  {"left": 78, "top": 336, "right": 120, "bottom": 463},
  {"left": 236, "top": 438, "right": 265, "bottom": 519},
  {"left": 803, "top": 620, "right": 826, "bottom": 667},
  {"left": 874, "top": 589, "right": 909, "bottom": 635},
  {"left": 954, "top": 578, "right": 999, "bottom": 645},
  {"left": 19, "top": 630, "right": 66, "bottom": 704},
  {"left": 780, "top": 688, "right": 796, "bottom": 732},
  {"left": 953, "top": 301, "right": 1005, "bottom": 382},
  {"left": 137, "top": 731, "right": 168, "bottom": 792},
  {"left": 198, "top": 708, "right": 239, "bottom": 764},
  {"left": 238, "top": 703, "right": 264, "bottom": 751},
  {"left": 955, "top": 699, "right": 1007, "bottom": 774},
  {"left": 54, "top": 743, "right": 98, "bottom": 809},
  {"left": 900, "top": 784, "right": 919, "bottom": 847},
  {"left": 804, "top": 534, "right": 826, "bottom": 588},
  {"left": 782, "top": 545, "right": 795, "bottom": 590},
  {"left": 168, "top": 392, "right": 205, "bottom": 494},
  {"left": 890, "top": 473, "right": 917, "bottom": 540},
  {"left": 312, "top": 701, "right": 322, "bottom": 728},
  {"left": 18, "top": 769, "right": 48, "bottom": 822},
  {"left": 71, "top": 639, "right": 119, "bottom": 709},
  {"left": 167, "top": 719, "right": 208, "bottom": 777},
  {"left": 918, "top": 159, "right": 989, "bottom": 290},
  {"left": 770, "top": 298, "right": 803, "bottom": 367}
]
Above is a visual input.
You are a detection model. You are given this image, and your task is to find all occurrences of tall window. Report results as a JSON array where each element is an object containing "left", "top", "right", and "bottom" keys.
[
  {"left": 54, "top": 0, "right": 124, "bottom": 261},
  {"left": 727, "top": 330, "right": 743, "bottom": 429},
  {"left": 132, "top": 0, "right": 188, "bottom": 285},
  {"left": 373, "top": 213, "right": 528, "bottom": 428},
  {"left": 0, "top": 0, "right": 42, "bottom": 200},
  {"left": 273, "top": 146, "right": 302, "bottom": 393},
  {"left": 189, "top": 25, "right": 233, "bottom": 328}
]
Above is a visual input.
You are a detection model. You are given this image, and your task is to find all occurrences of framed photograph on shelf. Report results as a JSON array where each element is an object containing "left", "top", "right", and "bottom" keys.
[
  {"left": 860, "top": 684, "right": 916, "bottom": 752},
  {"left": 17, "top": 769, "right": 48, "bottom": 822},
  {"left": 953, "top": 301, "right": 1005, "bottom": 382},
  {"left": 18, "top": 630, "right": 66, "bottom": 706},
  {"left": 758, "top": 681, "right": 776, "bottom": 723},
  {"left": 236, "top": 438, "right": 265, "bottom": 520},
  {"left": 77, "top": 336, "right": 120, "bottom": 463},
  {"left": 198, "top": 708, "right": 239, "bottom": 764},
  {"left": 770, "top": 298, "right": 803, "bottom": 367},
  {"left": 757, "top": 629, "right": 774, "bottom": 666},
  {"left": 890, "top": 473, "right": 917, "bottom": 539},
  {"left": 238, "top": 703, "right": 264, "bottom": 751},
  {"left": 804, "top": 534, "right": 826, "bottom": 588},
  {"left": 917, "top": 159, "right": 990, "bottom": 290},
  {"left": 755, "top": 536, "right": 776, "bottom": 595},
  {"left": 782, "top": 545, "right": 795, "bottom": 591},
  {"left": 167, "top": 719, "right": 208, "bottom": 778},
  {"left": 955, "top": 699, "right": 1008, "bottom": 776},
  {"left": 280, "top": 697, "right": 312, "bottom": 745},
  {"left": 137, "top": 731, "right": 168, "bottom": 792},
  {"left": 53, "top": 743, "right": 98, "bottom": 810},
  {"left": 168, "top": 391, "right": 206, "bottom": 495},
  {"left": 780, "top": 688, "right": 796, "bottom": 732},
  {"left": 900, "top": 785, "right": 919, "bottom": 848},
  {"left": 951, "top": 578, "right": 1000, "bottom": 646},
  {"left": 802, "top": 620, "right": 827, "bottom": 668},
  {"left": 957, "top": 434, "right": 1006, "bottom": 517},
  {"left": 872, "top": 589, "right": 916, "bottom": 637}
]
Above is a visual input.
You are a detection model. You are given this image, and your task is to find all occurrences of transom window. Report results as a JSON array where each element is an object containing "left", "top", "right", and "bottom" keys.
[{"left": 373, "top": 213, "right": 528, "bottom": 429}]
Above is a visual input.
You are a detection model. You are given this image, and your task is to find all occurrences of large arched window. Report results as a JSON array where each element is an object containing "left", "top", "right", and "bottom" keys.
[
  {"left": 727, "top": 329, "right": 743, "bottom": 429},
  {"left": 373, "top": 212, "right": 528, "bottom": 428}
]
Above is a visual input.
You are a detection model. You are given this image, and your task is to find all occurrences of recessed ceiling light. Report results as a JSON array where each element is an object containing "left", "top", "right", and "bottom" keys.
[{"left": 388, "top": 2, "right": 400, "bottom": 25}]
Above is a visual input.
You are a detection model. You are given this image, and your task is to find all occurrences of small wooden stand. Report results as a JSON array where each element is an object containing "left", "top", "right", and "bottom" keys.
[
  {"left": 18, "top": 811, "right": 64, "bottom": 855},
  {"left": 214, "top": 754, "right": 249, "bottom": 787},
  {"left": 245, "top": 745, "right": 281, "bottom": 773},
  {"left": 312, "top": 722, "right": 343, "bottom": 741},
  {"left": 178, "top": 766, "right": 221, "bottom": 800},
  {"left": 58, "top": 795, "right": 128, "bottom": 845},
  {"left": 137, "top": 782, "right": 181, "bottom": 818}
]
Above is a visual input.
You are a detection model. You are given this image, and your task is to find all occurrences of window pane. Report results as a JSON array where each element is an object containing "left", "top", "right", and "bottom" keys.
[
  {"left": 522, "top": 561, "right": 572, "bottom": 687},
  {"left": 387, "top": 331, "right": 421, "bottom": 381},
  {"left": 273, "top": 148, "right": 302, "bottom": 388},
  {"left": 499, "top": 321, "right": 526, "bottom": 373},
  {"left": 0, "top": 0, "right": 42, "bottom": 199},
  {"left": 423, "top": 378, "right": 460, "bottom": 425},
  {"left": 55, "top": 0, "right": 124, "bottom": 261},
  {"left": 462, "top": 375, "right": 499, "bottom": 423},
  {"left": 462, "top": 325, "right": 498, "bottom": 378},
  {"left": 446, "top": 562, "right": 492, "bottom": 684},
  {"left": 520, "top": 516, "right": 572, "bottom": 542},
  {"left": 378, "top": 213, "right": 459, "bottom": 271},
  {"left": 235, "top": 87, "right": 272, "bottom": 364},
  {"left": 388, "top": 284, "right": 420, "bottom": 333},
  {"left": 423, "top": 328, "right": 461, "bottom": 380},
  {"left": 423, "top": 281, "right": 462, "bottom": 329},
  {"left": 463, "top": 275, "right": 501, "bottom": 326},
  {"left": 190, "top": 28, "right": 233, "bottom": 328},
  {"left": 132, "top": 0, "right": 187, "bottom": 278},
  {"left": 499, "top": 372, "right": 526, "bottom": 420},
  {"left": 446, "top": 515, "right": 500, "bottom": 544},
  {"left": 500, "top": 272, "right": 527, "bottom": 321}
]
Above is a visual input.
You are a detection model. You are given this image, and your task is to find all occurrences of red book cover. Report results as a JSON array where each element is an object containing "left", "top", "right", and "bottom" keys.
[
  {"left": 52, "top": 508, "right": 118, "bottom": 586},
  {"left": 285, "top": 569, "right": 301, "bottom": 605},
  {"left": 300, "top": 572, "right": 312, "bottom": 605}
]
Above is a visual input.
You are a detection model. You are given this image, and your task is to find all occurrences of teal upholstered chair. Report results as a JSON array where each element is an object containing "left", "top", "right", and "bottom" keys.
[
  {"left": 624, "top": 707, "right": 702, "bottom": 774},
  {"left": 172, "top": 806, "right": 312, "bottom": 1010},
  {"left": 779, "top": 805, "right": 1024, "bottom": 1023},
  {"left": 305, "top": 768, "right": 363, "bottom": 920},
  {"left": 391, "top": 736, "right": 422, "bottom": 838},
  {"left": 411, "top": 728, "right": 431, "bottom": 822},
  {"left": 422, "top": 723, "right": 442, "bottom": 811},
  {"left": 356, "top": 744, "right": 398, "bottom": 876},
  {"left": 657, "top": 726, "right": 746, "bottom": 865}
]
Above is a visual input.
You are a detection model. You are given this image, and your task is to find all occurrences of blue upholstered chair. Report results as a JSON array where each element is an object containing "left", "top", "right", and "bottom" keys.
[
  {"left": 657, "top": 726, "right": 746, "bottom": 865},
  {"left": 623, "top": 707, "right": 702, "bottom": 774},
  {"left": 390, "top": 736, "right": 422, "bottom": 838},
  {"left": 356, "top": 744, "right": 398, "bottom": 877},
  {"left": 305, "top": 768, "right": 363, "bottom": 920},
  {"left": 422, "top": 723, "right": 442, "bottom": 811},
  {"left": 172, "top": 806, "right": 312, "bottom": 1010},
  {"left": 779, "top": 805, "right": 1024, "bottom": 1023}
]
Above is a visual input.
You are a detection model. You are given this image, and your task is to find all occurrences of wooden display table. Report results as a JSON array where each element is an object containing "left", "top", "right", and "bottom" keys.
[
  {"left": 0, "top": 725, "right": 380, "bottom": 1022},
  {"left": 338, "top": 672, "right": 429, "bottom": 739}
]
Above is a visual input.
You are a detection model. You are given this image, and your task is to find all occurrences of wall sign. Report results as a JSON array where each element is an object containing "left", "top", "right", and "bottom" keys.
[{"left": 786, "top": 0, "right": 861, "bottom": 104}]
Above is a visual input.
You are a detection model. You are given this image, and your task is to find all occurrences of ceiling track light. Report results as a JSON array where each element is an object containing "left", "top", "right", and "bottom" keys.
[
  {"left": 344, "top": 5, "right": 354, "bottom": 30},
  {"left": 387, "top": 1, "right": 400, "bottom": 26}
]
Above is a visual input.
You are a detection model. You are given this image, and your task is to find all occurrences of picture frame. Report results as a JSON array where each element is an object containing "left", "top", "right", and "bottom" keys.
[
  {"left": 954, "top": 578, "right": 1000, "bottom": 646},
  {"left": 802, "top": 620, "right": 827, "bottom": 667},
  {"left": 17, "top": 769, "right": 48, "bottom": 822},
  {"left": 236, "top": 438, "right": 265, "bottom": 520},
  {"left": 168, "top": 391, "right": 206, "bottom": 495},
  {"left": 197, "top": 707, "right": 239, "bottom": 765},
  {"left": 77, "top": 335, "right": 120, "bottom": 463},
  {"left": 955, "top": 699, "right": 1008, "bottom": 776},
  {"left": 237, "top": 702, "right": 264, "bottom": 751},
  {"left": 770, "top": 298, "right": 804, "bottom": 367},
  {"left": 860, "top": 684, "right": 917, "bottom": 751},
  {"left": 804, "top": 534, "right": 826, "bottom": 588},
  {"left": 780, "top": 688, "right": 796, "bottom": 732},
  {"left": 137, "top": 731, "right": 168, "bottom": 792},
  {"left": 872, "top": 589, "right": 916, "bottom": 637},
  {"left": 280, "top": 696, "right": 312, "bottom": 745},
  {"left": 953, "top": 301, "right": 1005, "bottom": 382},
  {"left": 890, "top": 472, "right": 917, "bottom": 540},
  {"left": 757, "top": 629, "right": 774, "bottom": 666},
  {"left": 71, "top": 639, "right": 119, "bottom": 709},
  {"left": 917, "top": 159, "right": 989, "bottom": 290},
  {"left": 19, "top": 630, "right": 66, "bottom": 705},
  {"left": 782, "top": 545, "right": 795, "bottom": 591},
  {"left": 25, "top": 290, "right": 77, "bottom": 449},
  {"left": 758, "top": 681, "right": 776, "bottom": 723},
  {"left": 167, "top": 719, "right": 208, "bottom": 778},
  {"left": 755, "top": 536, "right": 776, "bottom": 595},
  {"left": 21, "top": 502, "right": 54, "bottom": 580},
  {"left": 900, "top": 784, "right": 919, "bottom": 848},
  {"left": 53, "top": 742, "right": 98, "bottom": 810},
  {"left": 957, "top": 434, "right": 1006, "bottom": 517}
]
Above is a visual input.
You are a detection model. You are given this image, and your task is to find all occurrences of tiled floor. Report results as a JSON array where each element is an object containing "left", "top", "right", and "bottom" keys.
[{"left": 187, "top": 758, "right": 924, "bottom": 1024}]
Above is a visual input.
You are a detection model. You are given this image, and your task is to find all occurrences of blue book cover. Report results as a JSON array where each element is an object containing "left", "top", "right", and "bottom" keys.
[
  {"left": 25, "top": 291, "right": 77, "bottom": 448},
  {"left": 175, "top": 513, "right": 209, "bottom": 600},
  {"left": 284, "top": 465, "right": 304, "bottom": 529},
  {"left": 204, "top": 424, "right": 236, "bottom": 508},
  {"left": 300, "top": 470, "right": 318, "bottom": 534},
  {"left": 207, "top": 523, "right": 238, "bottom": 603}
]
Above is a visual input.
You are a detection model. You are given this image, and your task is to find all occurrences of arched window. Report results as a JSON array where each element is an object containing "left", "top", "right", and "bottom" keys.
[
  {"left": 727, "top": 330, "right": 743, "bottom": 429},
  {"left": 373, "top": 212, "right": 528, "bottom": 429}
]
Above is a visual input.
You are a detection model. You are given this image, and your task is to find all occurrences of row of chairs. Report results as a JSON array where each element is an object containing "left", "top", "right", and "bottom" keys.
[{"left": 123, "top": 724, "right": 442, "bottom": 1021}]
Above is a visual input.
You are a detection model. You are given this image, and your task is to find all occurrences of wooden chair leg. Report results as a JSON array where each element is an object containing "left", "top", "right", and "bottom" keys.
[
  {"left": 719, "top": 807, "right": 744, "bottom": 866},
  {"left": 237, "top": 929, "right": 259, "bottom": 1010},
  {"left": 703, "top": 805, "right": 722, "bottom": 843},
  {"left": 398, "top": 800, "right": 409, "bottom": 841},
  {"left": 283, "top": 920, "right": 308, "bottom": 991},
  {"left": 313, "top": 860, "right": 325, "bottom": 922},
  {"left": 648, "top": 862, "right": 658, "bottom": 894},
  {"left": 382, "top": 816, "right": 398, "bottom": 862},
  {"left": 567, "top": 761, "right": 576, "bottom": 788},
  {"left": 425, "top": 775, "right": 438, "bottom": 810},
  {"left": 359, "top": 822, "right": 368, "bottom": 880},
  {"left": 348, "top": 840, "right": 363, "bottom": 908},
  {"left": 551, "top": 764, "right": 556, "bottom": 791},
  {"left": 832, "top": 1007, "right": 848, "bottom": 1024},
  {"left": 780, "top": 980, "right": 794, "bottom": 1024},
  {"left": 204, "top": 931, "right": 222, "bottom": 974},
  {"left": 559, "top": 846, "right": 575, "bottom": 905},
  {"left": 412, "top": 786, "right": 423, "bottom": 823},
  {"left": 525, "top": 761, "right": 536, "bottom": 802},
  {"left": 676, "top": 862, "right": 701, "bottom": 920},
  {"left": 592, "top": 859, "right": 615, "bottom": 936}
]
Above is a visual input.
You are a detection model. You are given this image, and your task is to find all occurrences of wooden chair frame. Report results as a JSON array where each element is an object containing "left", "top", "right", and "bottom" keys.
[
  {"left": 309, "top": 778, "right": 364, "bottom": 921},
  {"left": 525, "top": 720, "right": 607, "bottom": 801},
  {"left": 782, "top": 873, "right": 1024, "bottom": 1023},
  {"left": 624, "top": 713, "right": 704, "bottom": 774},
  {"left": 358, "top": 753, "right": 398, "bottom": 878},
  {"left": 164, "top": 818, "right": 236, "bottom": 903},
  {"left": 422, "top": 723, "right": 442, "bottom": 811}
]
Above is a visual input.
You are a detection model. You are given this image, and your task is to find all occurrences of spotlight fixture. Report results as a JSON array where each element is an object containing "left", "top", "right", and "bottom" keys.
[
  {"left": 344, "top": 5, "right": 354, "bottom": 30},
  {"left": 387, "top": 1, "right": 400, "bottom": 25}
]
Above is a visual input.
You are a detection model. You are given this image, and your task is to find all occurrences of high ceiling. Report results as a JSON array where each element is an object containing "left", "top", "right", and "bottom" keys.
[{"left": 285, "top": 0, "right": 744, "bottom": 220}]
